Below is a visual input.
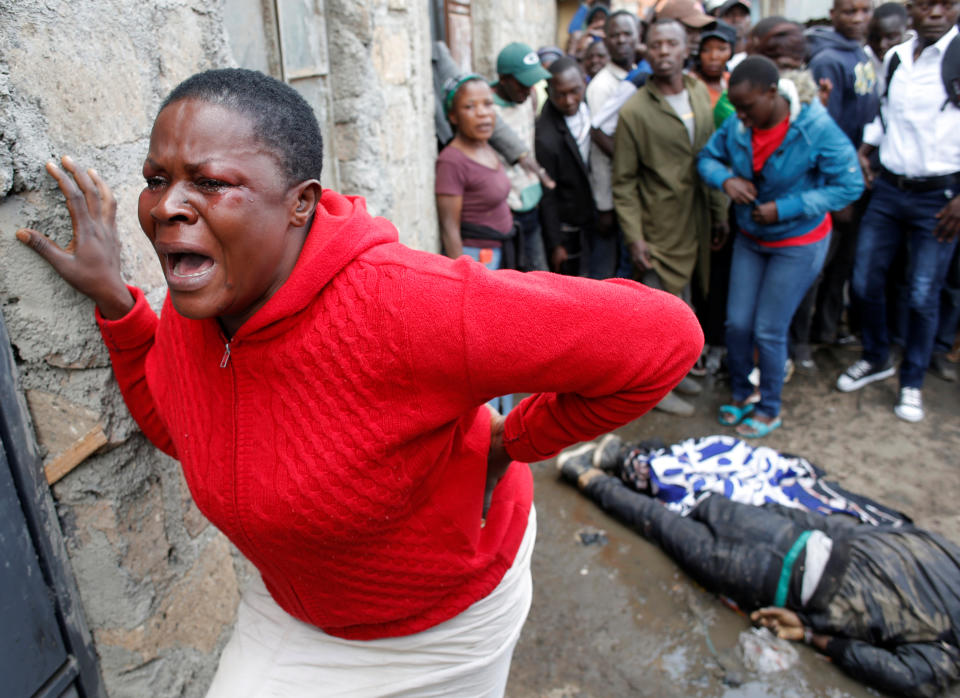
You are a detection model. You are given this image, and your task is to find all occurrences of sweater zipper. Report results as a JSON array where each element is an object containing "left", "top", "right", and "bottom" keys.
[{"left": 220, "top": 341, "right": 231, "bottom": 368}]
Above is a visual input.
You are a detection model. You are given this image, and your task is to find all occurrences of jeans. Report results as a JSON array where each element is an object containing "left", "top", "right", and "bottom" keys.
[
  {"left": 851, "top": 178, "right": 960, "bottom": 388},
  {"left": 512, "top": 208, "right": 548, "bottom": 272},
  {"left": 935, "top": 243, "right": 960, "bottom": 355},
  {"left": 726, "top": 233, "right": 831, "bottom": 418},
  {"left": 463, "top": 245, "right": 513, "bottom": 413},
  {"left": 585, "top": 229, "right": 618, "bottom": 279}
]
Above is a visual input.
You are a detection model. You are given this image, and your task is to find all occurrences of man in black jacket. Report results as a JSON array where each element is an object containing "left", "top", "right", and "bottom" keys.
[
  {"left": 558, "top": 437, "right": 960, "bottom": 698},
  {"left": 536, "top": 56, "right": 599, "bottom": 276}
]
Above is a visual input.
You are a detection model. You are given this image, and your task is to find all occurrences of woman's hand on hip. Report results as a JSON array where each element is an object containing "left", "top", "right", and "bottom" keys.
[
  {"left": 16, "top": 157, "right": 133, "bottom": 319},
  {"left": 484, "top": 405, "right": 512, "bottom": 520}
]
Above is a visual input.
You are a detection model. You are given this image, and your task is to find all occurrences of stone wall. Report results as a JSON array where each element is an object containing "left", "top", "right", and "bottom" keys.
[
  {"left": 0, "top": 0, "right": 549, "bottom": 694},
  {"left": 0, "top": 0, "right": 437, "bottom": 695},
  {"left": 0, "top": 2, "right": 241, "bottom": 695},
  {"left": 472, "top": 1, "right": 559, "bottom": 79}
]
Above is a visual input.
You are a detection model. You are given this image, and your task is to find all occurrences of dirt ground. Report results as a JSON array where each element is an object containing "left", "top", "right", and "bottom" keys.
[{"left": 506, "top": 343, "right": 960, "bottom": 698}]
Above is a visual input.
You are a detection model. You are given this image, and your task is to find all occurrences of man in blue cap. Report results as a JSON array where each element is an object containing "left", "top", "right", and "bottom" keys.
[{"left": 493, "top": 42, "right": 552, "bottom": 271}]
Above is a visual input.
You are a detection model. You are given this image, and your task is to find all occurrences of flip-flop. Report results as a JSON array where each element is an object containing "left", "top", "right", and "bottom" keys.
[
  {"left": 718, "top": 402, "right": 755, "bottom": 426},
  {"left": 736, "top": 416, "right": 782, "bottom": 438}
]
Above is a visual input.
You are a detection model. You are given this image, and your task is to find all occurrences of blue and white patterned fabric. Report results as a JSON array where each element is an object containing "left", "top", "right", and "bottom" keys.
[{"left": 625, "top": 435, "right": 906, "bottom": 526}]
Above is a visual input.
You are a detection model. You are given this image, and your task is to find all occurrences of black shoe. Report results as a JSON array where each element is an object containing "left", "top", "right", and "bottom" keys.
[
  {"left": 593, "top": 434, "right": 632, "bottom": 471},
  {"left": 836, "top": 358, "right": 896, "bottom": 392},
  {"left": 557, "top": 443, "right": 598, "bottom": 485},
  {"left": 929, "top": 353, "right": 959, "bottom": 382}
]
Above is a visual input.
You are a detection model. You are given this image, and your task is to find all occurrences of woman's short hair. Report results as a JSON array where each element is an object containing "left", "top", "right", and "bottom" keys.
[
  {"left": 160, "top": 68, "right": 323, "bottom": 186},
  {"left": 730, "top": 55, "right": 780, "bottom": 91}
]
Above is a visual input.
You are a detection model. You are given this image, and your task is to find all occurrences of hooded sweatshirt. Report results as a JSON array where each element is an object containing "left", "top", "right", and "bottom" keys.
[
  {"left": 806, "top": 26, "right": 880, "bottom": 147},
  {"left": 96, "top": 188, "right": 702, "bottom": 640}
]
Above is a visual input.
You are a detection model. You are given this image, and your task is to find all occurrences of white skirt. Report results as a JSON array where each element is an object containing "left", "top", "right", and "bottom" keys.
[{"left": 205, "top": 506, "right": 536, "bottom": 698}]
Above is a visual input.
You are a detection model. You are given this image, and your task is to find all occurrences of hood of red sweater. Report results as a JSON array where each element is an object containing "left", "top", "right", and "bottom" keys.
[{"left": 233, "top": 189, "right": 399, "bottom": 338}]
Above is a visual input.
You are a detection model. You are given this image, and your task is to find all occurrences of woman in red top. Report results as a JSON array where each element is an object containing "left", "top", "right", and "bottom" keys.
[{"left": 15, "top": 68, "right": 701, "bottom": 696}]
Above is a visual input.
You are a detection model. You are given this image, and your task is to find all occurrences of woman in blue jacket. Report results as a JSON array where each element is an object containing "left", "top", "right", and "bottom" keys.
[{"left": 698, "top": 56, "right": 863, "bottom": 437}]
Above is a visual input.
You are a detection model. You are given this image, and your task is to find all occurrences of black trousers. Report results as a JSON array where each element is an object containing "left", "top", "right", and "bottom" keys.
[{"left": 583, "top": 477, "right": 807, "bottom": 611}]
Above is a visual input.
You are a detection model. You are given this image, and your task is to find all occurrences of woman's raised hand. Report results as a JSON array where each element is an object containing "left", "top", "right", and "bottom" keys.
[{"left": 16, "top": 157, "right": 134, "bottom": 319}]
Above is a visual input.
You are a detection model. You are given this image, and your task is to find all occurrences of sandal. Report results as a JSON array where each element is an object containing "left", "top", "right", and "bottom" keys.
[
  {"left": 718, "top": 391, "right": 761, "bottom": 426},
  {"left": 718, "top": 402, "right": 755, "bottom": 426},
  {"left": 736, "top": 416, "right": 782, "bottom": 438}
]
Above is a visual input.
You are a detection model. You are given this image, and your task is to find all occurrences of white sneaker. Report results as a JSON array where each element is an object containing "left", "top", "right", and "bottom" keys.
[
  {"left": 894, "top": 387, "right": 924, "bottom": 422},
  {"left": 837, "top": 358, "right": 896, "bottom": 392}
]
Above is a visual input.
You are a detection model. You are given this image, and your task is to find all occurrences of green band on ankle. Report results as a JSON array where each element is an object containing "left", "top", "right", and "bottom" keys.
[{"left": 774, "top": 530, "right": 812, "bottom": 608}]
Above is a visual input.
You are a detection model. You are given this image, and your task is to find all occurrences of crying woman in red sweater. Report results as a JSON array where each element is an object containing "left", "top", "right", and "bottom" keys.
[{"left": 16, "top": 68, "right": 702, "bottom": 697}]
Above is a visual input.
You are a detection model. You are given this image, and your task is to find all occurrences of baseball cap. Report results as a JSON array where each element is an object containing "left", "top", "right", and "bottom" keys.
[
  {"left": 496, "top": 43, "right": 552, "bottom": 86},
  {"left": 656, "top": 0, "right": 716, "bottom": 29},
  {"left": 705, "top": 0, "right": 751, "bottom": 16},
  {"left": 699, "top": 19, "right": 738, "bottom": 48}
]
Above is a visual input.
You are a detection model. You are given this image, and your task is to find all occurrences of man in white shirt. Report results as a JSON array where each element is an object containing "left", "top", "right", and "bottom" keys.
[
  {"left": 836, "top": 0, "right": 960, "bottom": 423},
  {"left": 586, "top": 10, "right": 639, "bottom": 279}
]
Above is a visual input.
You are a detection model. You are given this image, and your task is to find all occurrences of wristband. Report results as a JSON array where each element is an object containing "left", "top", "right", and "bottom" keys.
[{"left": 803, "top": 627, "right": 813, "bottom": 645}]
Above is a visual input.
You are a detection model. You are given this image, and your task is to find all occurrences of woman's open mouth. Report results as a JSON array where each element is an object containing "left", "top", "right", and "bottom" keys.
[{"left": 164, "top": 252, "right": 216, "bottom": 289}]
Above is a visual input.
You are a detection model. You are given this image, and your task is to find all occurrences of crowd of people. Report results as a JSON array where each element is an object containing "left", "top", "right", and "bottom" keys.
[{"left": 434, "top": 0, "right": 960, "bottom": 430}]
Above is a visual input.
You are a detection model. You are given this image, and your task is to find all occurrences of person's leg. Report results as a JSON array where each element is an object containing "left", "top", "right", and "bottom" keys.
[
  {"left": 751, "top": 235, "right": 831, "bottom": 420},
  {"left": 813, "top": 195, "right": 866, "bottom": 343},
  {"left": 725, "top": 235, "right": 765, "bottom": 405},
  {"left": 584, "top": 478, "right": 792, "bottom": 610},
  {"left": 514, "top": 208, "right": 548, "bottom": 272},
  {"left": 850, "top": 179, "right": 905, "bottom": 367},
  {"left": 587, "top": 224, "right": 617, "bottom": 279},
  {"left": 898, "top": 190, "right": 960, "bottom": 389},
  {"left": 789, "top": 279, "right": 819, "bottom": 368},
  {"left": 931, "top": 242, "right": 960, "bottom": 379}
]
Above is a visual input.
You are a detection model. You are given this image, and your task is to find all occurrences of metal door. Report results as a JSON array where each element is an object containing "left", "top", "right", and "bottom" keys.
[{"left": 0, "top": 311, "right": 104, "bottom": 698}]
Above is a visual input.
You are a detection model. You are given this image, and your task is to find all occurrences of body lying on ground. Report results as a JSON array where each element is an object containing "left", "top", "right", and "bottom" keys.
[{"left": 559, "top": 436, "right": 960, "bottom": 697}]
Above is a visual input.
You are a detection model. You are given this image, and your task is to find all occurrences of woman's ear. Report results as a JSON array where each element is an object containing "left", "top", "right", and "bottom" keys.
[{"left": 290, "top": 180, "right": 322, "bottom": 227}]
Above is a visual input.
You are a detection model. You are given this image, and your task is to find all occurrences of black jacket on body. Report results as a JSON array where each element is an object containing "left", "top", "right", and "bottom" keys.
[
  {"left": 534, "top": 99, "right": 597, "bottom": 254},
  {"left": 584, "top": 477, "right": 960, "bottom": 698}
]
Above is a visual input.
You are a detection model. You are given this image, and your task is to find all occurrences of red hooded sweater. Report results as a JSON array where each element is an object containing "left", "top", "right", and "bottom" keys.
[{"left": 96, "top": 189, "right": 702, "bottom": 640}]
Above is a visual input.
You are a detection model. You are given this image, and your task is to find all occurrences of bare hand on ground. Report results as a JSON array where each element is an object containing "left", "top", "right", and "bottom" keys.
[
  {"left": 751, "top": 607, "right": 804, "bottom": 642},
  {"left": 935, "top": 195, "right": 960, "bottom": 242},
  {"left": 628, "top": 239, "right": 653, "bottom": 272},
  {"left": 484, "top": 405, "right": 512, "bottom": 520},
  {"left": 723, "top": 177, "right": 757, "bottom": 206},
  {"left": 16, "top": 157, "right": 133, "bottom": 319}
]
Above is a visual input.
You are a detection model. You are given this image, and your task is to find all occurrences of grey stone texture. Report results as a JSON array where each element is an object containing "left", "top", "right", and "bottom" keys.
[{"left": 0, "top": 0, "right": 555, "bottom": 695}]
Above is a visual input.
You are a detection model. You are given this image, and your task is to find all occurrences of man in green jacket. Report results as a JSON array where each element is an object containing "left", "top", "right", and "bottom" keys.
[
  {"left": 613, "top": 18, "right": 727, "bottom": 296},
  {"left": 613, "top": 18, "right": 727, "bottom": 412}
]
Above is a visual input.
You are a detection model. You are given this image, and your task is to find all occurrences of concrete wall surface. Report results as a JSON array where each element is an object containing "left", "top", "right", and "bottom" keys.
[
  {"left": 0, "top": 0, "right": 437, "bottom": 695},
  {"left": 472, "top": 0, "right": 558, "bottom": 79},
  {"left": 1, "top": 0, "right": 554, "bottom": 693}
]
